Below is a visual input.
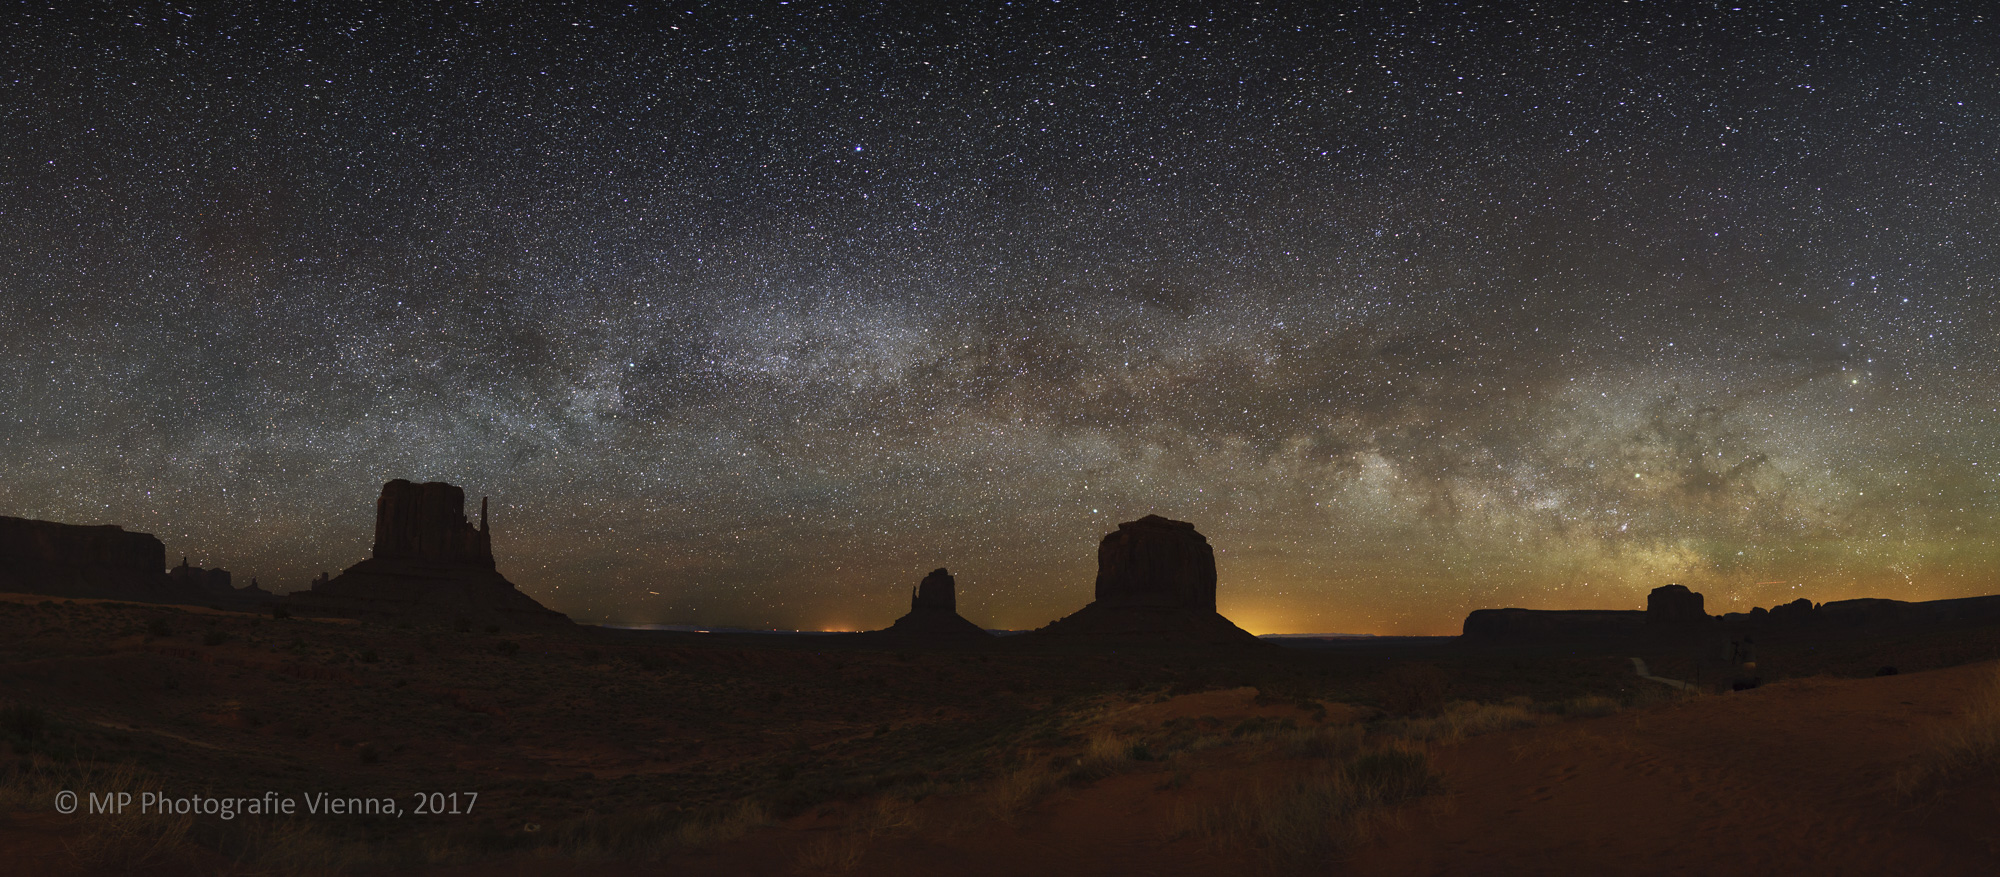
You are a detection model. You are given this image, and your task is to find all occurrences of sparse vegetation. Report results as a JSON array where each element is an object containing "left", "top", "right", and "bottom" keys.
[
  {"left": 1, "top": 702, "right": 49, "bottom": 743},
  {"left": 1897, "top": 664, "right": 2000, "bottom": 797},
  {"left": 1176, "top": 741, "right": 1441, "bottom": 866},
  {"left": 1382, "top": 699, "right": 1544, "bottom": 744}
]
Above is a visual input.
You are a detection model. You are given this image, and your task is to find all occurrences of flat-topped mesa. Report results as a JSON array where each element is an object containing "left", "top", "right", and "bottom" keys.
[
  {"left": 1034, "top": 516, "right": 1259, "bottom": 644},
  {"left": 1094, "top": 515, "right": 1217, "bottom": 612},
  {"left": 0, "top": 515, "right": 178, "bottom": 601},
  {"left": 372, "top": 480, "right": 494, "bottom": 568},
  {"left": 1646, "top": 584, "right": 1708, "bottom": 624},
  {"left": 876, "top": 568, "right": 990, "bottom": 639},
  {"left": 287, "top": 480, "right": 569, "bottom": 630}
]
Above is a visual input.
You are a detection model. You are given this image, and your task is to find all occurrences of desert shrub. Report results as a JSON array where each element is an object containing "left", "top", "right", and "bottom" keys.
[
  {"left": 535, "top": 798, "right": 769, "bottom": 860},
  {"left": 1555, "top": 695, "right": 1621, "bottom": 718},
  {"left": 1897, "top": 665, "right": 2000, "bottom": 797},
  {"left": 1384, "top": 700, "right": 1543, "bottom": 744},
  {"left": 1230, "top": 716, "right": 1297, "bottom": 739},
  {"left": 271, "top": 606, "right": 290, "bottom": 620},
  {"left": 1, "top": 703, "right": 48, "bottom": 743},
  {"left": 1177, "top": 741, "right": 1441, "bottom": 866},
  {"left": 1069, "top": 730, "right": 1132, "bottom": 781},
  {"left": 146, "top": 618, "right": 173, "bottom": 639},
  {"left": 1379, "top": 663, "right": 1451, "bottom": 715},
  {"left": 0, "top": 761, "right": 196, "bottom": 870},
  {"left": 495, "top": 641, "right": 521, "bottom": 657},
  {"left": 1280, "top": 723, "right": 1364, "bottom": 760},
  {"left": 360, "top": 649, "right": 380, "bottom": 663},
  {"left": 201, "top": 630, "right": 228, "bottom": 647},
  {"left": 792, "top": 796, "right": 920, "bottom": 873},
  {"left": 986, "top": 763, "right": 1064, "bottom": 821}
]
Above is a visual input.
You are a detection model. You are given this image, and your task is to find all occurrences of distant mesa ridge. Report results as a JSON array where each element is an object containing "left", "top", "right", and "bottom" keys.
[
  {"left": 1463, "top": 583, "right": 2000, "bottom": 639},
  {"left": 286, "top": 479, "right": 570, "bottom": 629},
  {"left": 0, "top": 515, "right": 268, "bottom": 606},
  {"left": 872, "top": 567, "right": 991, "bottom": 638},
  {"left": 1034, "top": 515, "right": 1259, "bottom": 644}
]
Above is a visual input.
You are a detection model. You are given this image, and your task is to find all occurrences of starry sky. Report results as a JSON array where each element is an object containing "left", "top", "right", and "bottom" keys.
[{"left": 4, "top": 2, "right": 1998, "bottom": 634}]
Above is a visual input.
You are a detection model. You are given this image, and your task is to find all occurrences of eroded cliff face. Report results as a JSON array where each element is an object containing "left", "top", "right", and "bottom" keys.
[
  {"left": 1092, "top": 515, "right": 1217, "bottom": 612},
  {"left": 911, "top": 568, "right": 956, "bottom": 612},
  {"left": 0, "top": 516, "right": 175, "bottom": 601},
  {"left": 371, "top": 480, "right": 494, "bottom": 568}
]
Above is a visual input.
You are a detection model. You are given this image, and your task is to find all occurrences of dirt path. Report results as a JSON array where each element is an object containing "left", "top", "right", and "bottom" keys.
[{"left": 1630, "top": 657, "right": 1694, "bottom": 690}]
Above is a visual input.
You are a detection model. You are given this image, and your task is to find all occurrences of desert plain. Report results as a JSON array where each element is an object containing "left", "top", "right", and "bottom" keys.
[{"left": 2, "top": 587, "right": 1998, "bottom": 876}]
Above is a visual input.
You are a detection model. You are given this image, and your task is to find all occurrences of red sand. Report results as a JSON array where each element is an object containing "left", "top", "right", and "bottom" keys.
[
  {"left": 1349, "top": 662, "right": 2000, "bottom": 876},
  {"left": 653, "top": 662, "right": 2000, "bottom": 876}
]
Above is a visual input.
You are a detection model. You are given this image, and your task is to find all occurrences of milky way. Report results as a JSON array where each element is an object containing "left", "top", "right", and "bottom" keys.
[{"left": 4, "top": 4, "right": 1997, "bottom": 633}]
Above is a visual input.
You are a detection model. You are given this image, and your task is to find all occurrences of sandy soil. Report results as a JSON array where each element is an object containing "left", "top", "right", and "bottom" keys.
[
  {"left": 4, "top": 593, "right": 1997, "bottom": 875},
  {"left": 637, "top": 664, "right": 2000, "bottom": 876},
  {"left": 1349, "top": 662, "right": 2000, "bottom": 876}
]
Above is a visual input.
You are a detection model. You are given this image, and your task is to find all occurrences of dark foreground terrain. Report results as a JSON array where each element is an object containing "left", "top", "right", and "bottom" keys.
[{"left": 2, "top": 593, "right": 1998, "bottom": 875}]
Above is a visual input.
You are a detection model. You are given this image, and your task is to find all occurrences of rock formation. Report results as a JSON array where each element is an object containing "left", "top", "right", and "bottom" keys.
[
  {"left": 875, "top": 568, "right": 992, "bottom": 638},
  {"left": 1034, "top": 515, "right": 1260, "bottom": 644},
  {"left": 286, "top": 480, "right": 570, "bottom": 629},
  {"left": 1093, "top": 515, "right": 1217, "bottom": 612},
  {"left": 166, "top": 556, "right": 277, "bottom": 609},
  {"left": 1646, "top": 584, "right": 1708, "bottom": 624},
  {"left": 169, "top": 557, "right": 234, "bottom": 595},
  {"left": 912, "top": 568, "right": 957, "bottom": 612},
  {"left": 0, "top": 515, "right": 186, "bottom": 602}
]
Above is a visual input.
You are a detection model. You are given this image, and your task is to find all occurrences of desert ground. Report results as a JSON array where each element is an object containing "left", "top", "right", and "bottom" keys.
[{"left": 3, "top": 592, "right": 1998, "bottom": 875}]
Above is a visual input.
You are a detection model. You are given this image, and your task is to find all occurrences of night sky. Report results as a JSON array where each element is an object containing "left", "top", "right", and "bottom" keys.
[{"left": 4, "top": 3, "right": 1998, "bottom": 634}]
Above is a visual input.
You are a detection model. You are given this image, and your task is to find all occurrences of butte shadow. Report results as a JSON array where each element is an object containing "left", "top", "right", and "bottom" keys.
[
  {"left": 1029, "top": 515, "right": 1263, "bottom": 646},
  {"left": 286, "top": 479, "right": 571, "bottom": 630}
]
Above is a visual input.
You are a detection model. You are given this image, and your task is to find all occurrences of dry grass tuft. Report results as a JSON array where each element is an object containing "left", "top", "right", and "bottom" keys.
[
  {"left": 986, "top": 762, "right": 1066, "bottom": 821},
  {"left": 1383, "top": 700, "right": 1544, "bottom": 744},
  {"left": 1554, "top": 695, "right": 1622, "bottom": 718},
  {"left": 1896, "top": 665, "right": 2000, "bottom": 797},
  {"left": 28, "top": 762, "right": 199, "bottom": 871},
  {"left": 792, "top": 795, "right": 923, "bottom": 873},
  {"left": 1175, "top": 741, "right": 1441, "bottom": 867}
]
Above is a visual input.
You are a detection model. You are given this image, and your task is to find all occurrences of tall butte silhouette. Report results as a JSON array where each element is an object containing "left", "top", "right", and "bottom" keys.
[
  {"left": 288, "top": 480, "right": 570, "bottom": 629},
  {"left": 1034, "top": 515, "right": 1260, "bottom": 644},
  {"left": 871, "top": 567, "right": 991, "bottom": 638}
]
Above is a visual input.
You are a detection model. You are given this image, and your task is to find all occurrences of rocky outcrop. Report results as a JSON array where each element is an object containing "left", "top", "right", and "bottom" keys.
[
  {"left": 1034, "top": 516, "right": 1259, "bottom": 644},
  {"left": 286, "top": 481, "right": 569, "bottom": 629},
  {"left": 1646, "top": 585, "right": 1708, "bottom": 624},
  {"left": 169, "top": 557, "right": 233, "bottom": 595},
  {"left": 0, "top": 515, "right": 187, "bottom": 602},
  {"left": 874, "top": 568, "right": 991, "bottom": 639},
  {"left": 167, "top": 557, "right": 276, "bottom": 608}
]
